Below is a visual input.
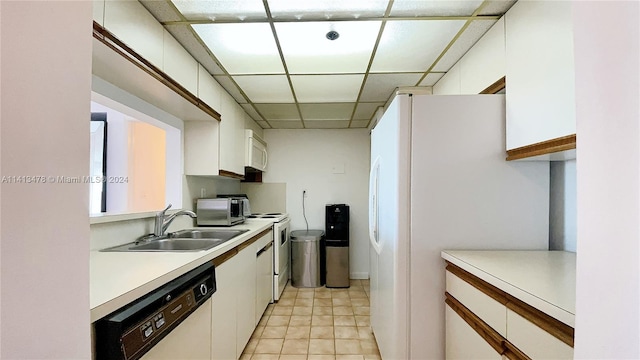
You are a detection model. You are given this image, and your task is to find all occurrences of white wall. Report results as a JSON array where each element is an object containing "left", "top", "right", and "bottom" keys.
[
  {"left": 0, "top": 1, "right": 92, "bottom": 358},
  {"left": 573, "top": 1, "right": 640, "bottom": 357},
  {"left": 549, "top": 160, "right": 576, "bottom": 252},
  {"left": 262, "top": 129, "right": 371, "bottom": 279}
]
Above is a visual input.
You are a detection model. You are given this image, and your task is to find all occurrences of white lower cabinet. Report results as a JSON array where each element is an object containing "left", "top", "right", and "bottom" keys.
[
  {"left": 255, "top": 241, "right": 273, "bottom": 324},
  {"left": 506, "top": 309, "right": 573, "bottom": 360},
  {"left": 211, "top": 259, "right": 238, "bottom": 360},
  {"left": 211, "top": 231, "right": 272, "bottom": 360},
  {"left": 141, "top": 298, "right": 212, "bottom": 360},
  {"left": 446, "top": 305, "right": 502, "bottom": 360}
]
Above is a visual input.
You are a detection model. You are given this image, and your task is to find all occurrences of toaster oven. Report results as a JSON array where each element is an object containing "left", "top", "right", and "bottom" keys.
[{"left": 196, "top": 198, "right": 245, "bottom": 226}]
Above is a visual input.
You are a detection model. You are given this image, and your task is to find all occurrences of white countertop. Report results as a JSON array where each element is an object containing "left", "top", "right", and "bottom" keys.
[
  {"left": 441, "top": 250, "right": 576, "bottom": 327},
  {"left": 90, "top": 220, "right": 274, "bottom": 323}
]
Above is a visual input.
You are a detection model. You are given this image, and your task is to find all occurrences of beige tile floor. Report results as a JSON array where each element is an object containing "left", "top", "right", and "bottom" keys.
[{"left": 240, "top": 279, "right": 381, "bottom": 360}]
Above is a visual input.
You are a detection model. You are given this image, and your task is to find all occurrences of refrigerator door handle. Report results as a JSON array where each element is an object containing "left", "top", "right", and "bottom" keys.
[{"left": 369, "top": 157, "right": 382, "bottom": 254}]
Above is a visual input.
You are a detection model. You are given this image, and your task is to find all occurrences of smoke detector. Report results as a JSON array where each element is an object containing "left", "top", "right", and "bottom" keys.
[{"left": 326, "top": 30, "right": 340, "bottom": 41}]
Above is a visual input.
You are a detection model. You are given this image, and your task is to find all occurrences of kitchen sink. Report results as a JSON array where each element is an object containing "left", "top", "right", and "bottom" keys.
[
  {"left": 170, "top": 229, "right": 249, "bottom": 241},
  {"left": 101, "top": 228, "right": 249, "bottom": 252}
]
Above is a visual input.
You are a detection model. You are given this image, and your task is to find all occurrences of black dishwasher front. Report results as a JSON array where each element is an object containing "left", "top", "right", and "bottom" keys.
[{"left": 94, "top": 262, "right": 216, "bottom": 360}]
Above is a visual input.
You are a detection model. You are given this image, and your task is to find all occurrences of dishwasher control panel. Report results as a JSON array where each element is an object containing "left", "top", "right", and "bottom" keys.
[{"left": 94, "top": 263, "right": 216, "bottom": 360}]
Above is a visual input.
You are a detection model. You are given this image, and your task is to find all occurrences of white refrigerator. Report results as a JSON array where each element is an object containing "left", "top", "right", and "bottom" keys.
[{"left": 368, "top": 94, "right": 550, "bottom": 360}]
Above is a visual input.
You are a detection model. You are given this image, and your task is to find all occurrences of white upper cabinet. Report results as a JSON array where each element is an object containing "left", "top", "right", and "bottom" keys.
[
  {"left": 163, "top": 29, "right": 199, "bottom": 95},
  {"left": 505, "top": 0, "right": 576, "bottom": 151},
  {"left": 103, "top": 0, "right": 164, "bottom": 69},
  {"left": 219, "top": 91, "right": 246, "bottom": 176},
  {"left": 198, "top": 65, "right": 223, "bottom": 111},
  {"left": 184, "top": 121, "right": 220, "bottom": 176}
]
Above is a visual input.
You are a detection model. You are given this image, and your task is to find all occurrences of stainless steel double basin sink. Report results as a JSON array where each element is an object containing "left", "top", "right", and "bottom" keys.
[{"left": 101, "top": 229, "right": 249, "bottom": 252}]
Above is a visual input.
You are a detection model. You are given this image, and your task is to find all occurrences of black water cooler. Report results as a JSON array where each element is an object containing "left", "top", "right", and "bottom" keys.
[{"left": 325, "top": 204, "right": 350, "bottom": 288}]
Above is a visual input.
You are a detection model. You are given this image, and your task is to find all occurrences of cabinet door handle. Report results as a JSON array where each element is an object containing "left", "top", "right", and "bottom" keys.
[{"left": 256, "top": 242, "right": 273, "bottom": 257}]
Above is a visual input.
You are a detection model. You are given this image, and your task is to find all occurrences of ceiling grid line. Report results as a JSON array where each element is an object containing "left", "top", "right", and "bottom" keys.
[
  {"left": 413, "top": 0, "right": 492, "bottom": 87},
  {"left": 348, "top": 0, "right": 395, "bottom": 128},
  {"left": 159, "top": 0, "right": 516, "bottom": 129}
]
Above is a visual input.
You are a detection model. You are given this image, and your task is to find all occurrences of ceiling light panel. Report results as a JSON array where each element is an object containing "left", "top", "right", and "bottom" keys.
[
  {"left": 390, "top": 0, "right": 484, "bottom": 17},
  {"left": 254, "top": 103, "right": 300, "bottom": 120},
  {"left": 292, "top": 74, "right": 364, "bottom": 102},
  {"left": 268, "top": 120, "right": 304, "bottom": 129},
  {"left": 419, "top": 72, "right": 445, "bottom": 86},
  {"left": 370, "top": 20, "right": 465, "bottom": 72},
  {"left": 305, "top": 120, "right": 350, "bottom": 129},
  {"left": 172, "top": 0, "right": 267, "bottom": 21},
  {"left": 276, "top": 21, "right": 381, "bottom": 74},
  {"left": 233, "top": 75, "right": 295, "bottom": 103},
  {"left": 433, "top": 20, "right": 497, "bottom": 72},
  {"left": 166, "top": 25, "right": 226, "bottom": 75},
  {"left": 193, "top": 23, "right": 284, "bottom": 74},
  {"left": 353, "top": 102, "right": 384, "bottom": 120},
  {"left": 299, "top": 103, "right": 355, "bottom": 120},
  {"left": 214, "top": 76, "right": 247, "bottom": 103},
  {"left": 268, "top": 0, "right": 388, "bottom": 20},
  {"left": 360, "top": 73, "right": 424, "bottom": 102}
]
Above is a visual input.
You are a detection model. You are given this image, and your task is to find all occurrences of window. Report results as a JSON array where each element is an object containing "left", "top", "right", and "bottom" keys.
[{"left": 90, "top": 92, "right": 182, "bottom": 215}]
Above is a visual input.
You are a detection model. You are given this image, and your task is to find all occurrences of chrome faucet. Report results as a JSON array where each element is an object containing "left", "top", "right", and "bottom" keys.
[{"left": 153, "top": 204, "right": 197, "bottom": 237}]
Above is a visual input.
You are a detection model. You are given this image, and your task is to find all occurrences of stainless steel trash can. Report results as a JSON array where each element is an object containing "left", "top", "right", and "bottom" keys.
[{"left": 290, "top": 230, "right": 325, "bottom": 288}]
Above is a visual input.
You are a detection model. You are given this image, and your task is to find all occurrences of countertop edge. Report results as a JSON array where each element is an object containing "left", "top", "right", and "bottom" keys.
[
  {"left": 441, "top": 250, "right": 576, "bottom": 327},
  {"left": 90, "top": 221, "right": 274, "bottom": 322}
]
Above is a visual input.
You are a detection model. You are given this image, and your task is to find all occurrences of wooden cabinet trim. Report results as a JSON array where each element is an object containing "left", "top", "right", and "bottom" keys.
[
  {"left": 446, "top": 292, "right": 504, "bottom": 354},
  {"left": 92, "top": 21, "right": 221, "bottom": 121},
  {"left": 446, "top": 262, "right": 508, "bottom": 305},
  {"left": 213, "top": 228, "right": 271, "bottom": 266},
  {"left": 480, "top": 76, "right": 506, "bottom": 94},
  {"left": 503, "top": 339, "right": 531, "bottom": 360},
  {"left": 446, "top": 261, "right": 574, "bottom": 347},
  {"left": 219, "top": 169, "right": 245, "bottom": 180},
  {"left": 506, "top": 134, "right": 576, "bottom": 161}
]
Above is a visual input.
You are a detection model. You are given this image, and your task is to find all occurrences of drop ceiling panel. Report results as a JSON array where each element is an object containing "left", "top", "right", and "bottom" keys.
[
  {"left": 241, "top": 104, "right": 264, "bottom": 121},
  {"left": 165, "top": 25, "right": 226, "bottom": 75},
  {"left": 292, "top": 74, "right": 364, "bottom": 102},
  {"left": 172, "top": 0, "right": 267, "bottom": 21},
  {"left": 256, "top": 120, "right": 270, "bottom": 128},
  {"left": 479, "top": 0, "right": 517, "bottom": 16},
  {"left": 140, "top": 0, "right": 183, "bottom": 22},
  {"left": 268, "top": 0, "right": 388, "bottom": 20},
  {"left": 419, "top": 72, "right": 445, "bottom": 86},
  {"left": 276, "top": 21, "right": 381, "bottom": 74},
  {"left": 353, "top": 102, "right": 384, "bottom": 120},
  {"left": 299, "top": 103, "right": 355, "bottom": 120},
  {"left": 254, "top": 103, "right": 300, "bottom": 120},
  {"left": 269, "top": 120, "right": 304, "bottom": 129},
  {"left": 390, "top": 0, "right": 484, "bottom": 17},
  {"left": 433, "top": 20, "right": 497, "bottom": 72},
  {"left": 360, "top": 73, "right": 423, "bottom": 102},
  {"left": 305, "top": 120, "right": 350, "bottom": 129},
  {"left": 370, "top": 20, "right": 466, "bottom": 72},
  {"left": 350, "top": 120, "right": 371, "bottom": 128},
  {"left": 233, "top": 75, "right": 294, "bottom": 103},
  {"left": 193, "top": 23, "right": 284, "bottom": 74},
  {"left": 213, "top": 76, "right": 247, "bottom": 103}
]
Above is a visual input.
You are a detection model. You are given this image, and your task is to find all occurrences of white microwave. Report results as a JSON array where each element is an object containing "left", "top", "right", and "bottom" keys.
[{"left": 245, "top": 130, "right": 268, "bottom": 172}]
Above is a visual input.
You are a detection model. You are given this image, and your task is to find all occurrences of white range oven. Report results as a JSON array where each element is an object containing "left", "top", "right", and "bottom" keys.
[{"left": 247, "top": 212, "right": 290, "bottom": 301}]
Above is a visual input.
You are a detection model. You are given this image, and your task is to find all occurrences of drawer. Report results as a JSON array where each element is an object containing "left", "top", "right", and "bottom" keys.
[
  {"left": 446, "top": 271, "right": 507, "bottom": 336},
  {"left": 506, "top": 309, "right": 573, "bottom": 359},
  {"left": 445, "top": 305, "right": 502, "bottom": 360}
]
